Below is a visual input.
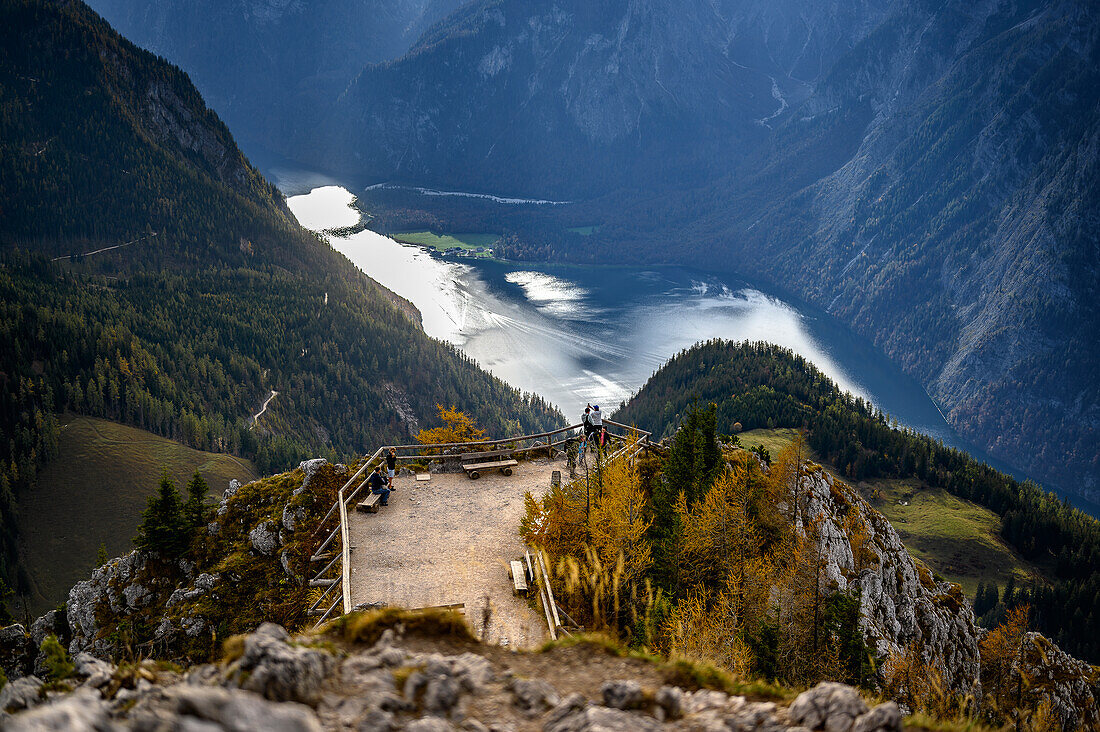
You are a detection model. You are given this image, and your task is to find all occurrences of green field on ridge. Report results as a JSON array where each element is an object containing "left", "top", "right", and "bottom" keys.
[{"left": 17, "top": 416, "right": 257, "bottom": 615}]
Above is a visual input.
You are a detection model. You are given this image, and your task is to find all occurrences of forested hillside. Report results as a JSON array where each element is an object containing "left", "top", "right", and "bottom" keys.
[
  {"left": 0, "top": 0, "right": 561, "bottom": 600},
  {"left": 613, "top": 341, "right": 1100, "bottom": 664}
]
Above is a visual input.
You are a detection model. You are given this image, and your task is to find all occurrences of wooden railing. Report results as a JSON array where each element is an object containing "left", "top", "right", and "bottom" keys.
[{"left": 306, "top": 419, "right": 651, "bottom": 626}]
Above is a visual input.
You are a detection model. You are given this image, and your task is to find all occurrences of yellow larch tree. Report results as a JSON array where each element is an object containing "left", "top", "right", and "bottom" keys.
[
  {"left": 416, "top": 404, "right": 486, "bottom": 446},
  {"left": 676, "top": 462, "right": 760, "bottom": 597},
  {"left": 588, "top": 458, "right": 653, "bottom": 585}
]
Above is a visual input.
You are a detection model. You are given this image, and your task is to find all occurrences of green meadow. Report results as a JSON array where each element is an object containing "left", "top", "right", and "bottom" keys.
[
  {"left": 17, "top": 416, "right": 257, "bottom": 614},
  {"left": 392, "top": 231, "right": 500, "bottom": 255}
]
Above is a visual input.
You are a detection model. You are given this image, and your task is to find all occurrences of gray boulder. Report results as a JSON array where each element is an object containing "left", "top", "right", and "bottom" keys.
[
  {"left": 228, "top": 623, "right": 335, "bottom": 705},
  {"left": 73, "top": 652, "right": 115, "bottom": 690},
  {"left": 853, "top": 702, "right": 903, "bottom": 732},
  {"left": 294, "top": 458, "right": 329, "bottom": 496},
  {"left": 282, "top": 501, "right": 307, "bottom": 532},
  {"left": 166, "top": 572, "right": 219, "bottom": 608},
  {"left": 0, "top": 623, "right": 27, "bottom": 644},
  {"left": 511, "top": 678, "right": 560, "bottom": 716},
  {"left": 249, "top": 521, "right": 280, "bottom": 556},
  {"left": 3, "top": 687, "right": 109, "bottom": 731},
  {"left": 601, "top": 679, "right": 645, "bottom": 710},
  {"left": 654, "top": 686, "right": 684, "bottom": 720},
  {"left": 217, "top": 478, "right": 242, "bottom": 517},
  {"left": 0, "top": 675, "right": 44, "bottom": 713},
  {"left": 544, "top": 697, "right": 662, "bottom": 732},
  {"left": 789, "top": 682, "right": 869, "bottom": 732},
  {"left": 31, "top": 611, "right": 66, "bottom": 649},
  {"left": 169, "top": 684, "right": 322, "bottom": 731}
]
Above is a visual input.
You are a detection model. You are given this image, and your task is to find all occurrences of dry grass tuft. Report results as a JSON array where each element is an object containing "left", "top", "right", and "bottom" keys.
[
  {"left": 341, "top": 607, "right": 478, "bottom": 646},
  {"left": 220, "top": 634, "right": 247, "bottom": 663}
]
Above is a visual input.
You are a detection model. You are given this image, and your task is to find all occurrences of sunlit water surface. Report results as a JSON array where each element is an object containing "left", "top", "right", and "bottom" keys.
[{"left": 287, "top": 185, "right": 1097, "bottom": 515}]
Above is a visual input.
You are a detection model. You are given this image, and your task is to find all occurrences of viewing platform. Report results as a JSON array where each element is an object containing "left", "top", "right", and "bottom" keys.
[
  {"left": 348, "top": 457, "right": 566, "bottom": 647},
  {"left": 307, "top": 420, "right": 651, "bottom": 646}
]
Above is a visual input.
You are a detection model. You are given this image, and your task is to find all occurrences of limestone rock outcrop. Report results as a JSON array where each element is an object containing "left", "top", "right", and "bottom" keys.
[
  {"left": 2, "top": 620, "right": 903, "bottom": 731},
  {"left": 795, "top": 466, "right": 981, "bottom": 696}
]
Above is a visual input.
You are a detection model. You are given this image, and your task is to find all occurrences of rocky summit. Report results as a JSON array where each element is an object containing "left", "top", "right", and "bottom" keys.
[{"left": 2, "top": 615, "right": 906, "bottom": 732}]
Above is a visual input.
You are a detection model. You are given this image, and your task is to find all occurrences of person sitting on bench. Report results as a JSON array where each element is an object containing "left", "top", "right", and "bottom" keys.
[{"left": 367, "top": 465, "right": 390, "bottom": 506}]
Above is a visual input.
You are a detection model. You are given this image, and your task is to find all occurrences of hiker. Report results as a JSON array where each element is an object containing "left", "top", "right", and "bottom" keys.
[
  {"left": 367, "top": 465, "right": 390, "bottom": 506},
  {"left": 590, "top": 404, "right": 605, "bottom": 446},
  {"left": 581, "top": 405, "right": 594, "bottom": 442},
  {"left": 386, "top": 448, "right": 397, "bottom": 487}
]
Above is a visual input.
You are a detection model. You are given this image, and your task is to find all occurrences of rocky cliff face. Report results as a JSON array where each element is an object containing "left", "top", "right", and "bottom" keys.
[
  {"left": 794, "top": 465, "right": 981, "bottom": 696},
  {"left": 0, "top": 458, "right": 344, "bottom": 680},
  {"left": 791, "top": 463, "right": 1100, "bottom": 730}
]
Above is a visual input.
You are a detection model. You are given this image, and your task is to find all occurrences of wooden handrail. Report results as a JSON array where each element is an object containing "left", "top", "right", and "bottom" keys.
[{"left": 310, "top": 418, "right": 652, "bottom": 628}]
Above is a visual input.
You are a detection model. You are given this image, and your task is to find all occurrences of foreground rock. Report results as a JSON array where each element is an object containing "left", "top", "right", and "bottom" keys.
[{"left": 2, "top": 618, "right": 903, "bottom": 731}]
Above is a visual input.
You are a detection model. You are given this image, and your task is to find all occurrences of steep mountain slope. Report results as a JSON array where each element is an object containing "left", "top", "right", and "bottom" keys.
[
  {"left": 720, "top": 0, "right": 1100, "bottom": 501},
  {"left": 306, "top": 0, "right": 902, "bottom": 196},
  {"left": 84, "top": 0, "right": 466, "bottom": 152},
  {"left": 299, "top": 0, "right": 1098, "bottom": 500},
  {"left": 614, "top": 341, "right": 1100, "bottom": 664},
  {"left": 0, "top": 0, "right": 561, "bottom": 598}
]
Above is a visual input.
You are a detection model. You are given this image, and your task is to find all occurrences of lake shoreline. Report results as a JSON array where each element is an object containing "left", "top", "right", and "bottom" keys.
[{"left": 286, "top": 183, "right": 1099, "bottom": 518}]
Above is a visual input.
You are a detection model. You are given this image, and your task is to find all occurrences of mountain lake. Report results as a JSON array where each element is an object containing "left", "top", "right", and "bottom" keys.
[{"left": 285, "top": 183, "right": 1100, "bottom": 517}]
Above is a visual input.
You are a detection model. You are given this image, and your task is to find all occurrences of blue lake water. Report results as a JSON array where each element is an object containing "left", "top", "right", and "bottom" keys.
[{"left": 286, "top": 185, "right": 1099, "bottom": 517}]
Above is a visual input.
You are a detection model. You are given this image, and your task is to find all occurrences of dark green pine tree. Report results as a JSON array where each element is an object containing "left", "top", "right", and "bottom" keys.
[
  {"left": 648, "top": 402, "right": 722, "bottom": 594},
  {"left": 184, "top": 471, "right": 210, "bottom": 532},
  {"left": 664, "top": 402, "right": 722, "bottom": 507},
  {"left": 1003, "top": 575, "right": 1018, "bottom": 609},
  {"left": 135, "top": 472, "right": 187, "bottom": 558}
]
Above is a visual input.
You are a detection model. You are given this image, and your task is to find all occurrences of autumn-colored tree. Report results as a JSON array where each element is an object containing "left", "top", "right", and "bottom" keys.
[
  {"left": 676, "top": 462, "right": 760, "bottom": 596},
  {"left": 668, "top": 588, "right": 754, "bottom": 677},
  {"left": 520, "top": 481, "right": 587, "bottom": 557},
  {"left": 979, "top": 604, "right": 1033, "bottom": 723},
  {"left": 588, "top": 458, "right": 653, "bottom": 585},
  {"left": 416, "top": 405, "right": 487, "bottom": 447},
  {"left": 768, "top": 430, "right": 807, "bottom": 522},
  {"left": 880, "top": 641, "right": 959, "bottom": 719}
]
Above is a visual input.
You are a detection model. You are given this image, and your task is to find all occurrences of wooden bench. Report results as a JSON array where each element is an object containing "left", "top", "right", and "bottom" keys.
[
  {"left": 356, "top": 492, "right": 384, "bottom": 513},
  {"left": 460, "top": 449, "right": 518, "bottom": 479},
  {"left": 510, "top": 560, "right": 529, "bottom": 596}
]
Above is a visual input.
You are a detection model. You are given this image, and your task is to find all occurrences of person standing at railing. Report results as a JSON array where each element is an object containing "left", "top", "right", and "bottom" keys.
[
  {"left": 367, "top": 465, "right": 391, "bottom": 506},
  {"left": 590, "top": 405, "right": 605, "bottom": 446},
  {"left": 386, "top": 448, "right": 398, "bottom": 488}
]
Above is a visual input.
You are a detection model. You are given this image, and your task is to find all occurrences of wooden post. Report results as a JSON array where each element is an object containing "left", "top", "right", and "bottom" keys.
[
  {"left": 551, "top": 470, "right": 561, "bottom": 489},
  {"left": 530, "top": 548, "right": 557, "bottom": 641},
  {"left": 538, "top": 550, "right": 562, "bottom": 632}
]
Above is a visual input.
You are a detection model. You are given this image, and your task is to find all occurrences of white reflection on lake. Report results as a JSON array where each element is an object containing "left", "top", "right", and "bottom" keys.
[{"left": 287, "top": 185, "right": 869, "bottom": 414}]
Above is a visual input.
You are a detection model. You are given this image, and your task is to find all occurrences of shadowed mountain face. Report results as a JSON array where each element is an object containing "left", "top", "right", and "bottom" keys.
[
  {"left": 71, "top": 0, "right": 1099, "bottom": 495},
  {"left": 301, "top": 0, "right": 902, "bottom": 196},
  {"left": 298, "top": 0, "right": 1098, "bottom": 497},
  {"left": 0, "top": 0, "right": 563, "bottom": 596},
  {"left": 84, "top": 0, "right": 466, "bottom": 151}
]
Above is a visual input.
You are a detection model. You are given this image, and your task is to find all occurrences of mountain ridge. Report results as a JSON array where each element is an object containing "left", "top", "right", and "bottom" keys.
[
  {"left": 0, "top": 0, "right": 562, "bottom": 602},
  {"left": 308, "top": 0, "right": 1100, "bottom": 500}
]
